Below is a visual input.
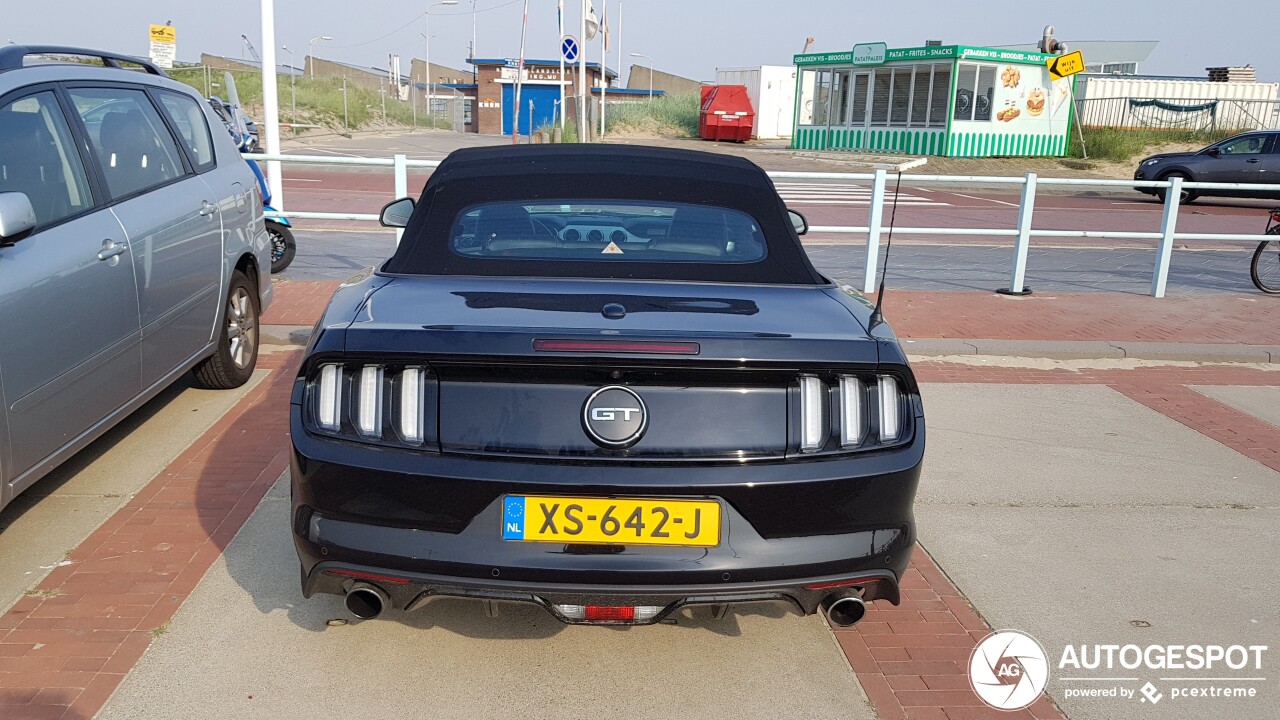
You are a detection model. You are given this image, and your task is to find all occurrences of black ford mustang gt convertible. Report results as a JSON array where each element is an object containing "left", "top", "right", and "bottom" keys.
[{"left": 290, "top": 145, "right": 925, "bottom": 627}]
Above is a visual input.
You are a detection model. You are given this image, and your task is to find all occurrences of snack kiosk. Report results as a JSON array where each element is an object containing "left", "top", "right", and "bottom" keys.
[{"left": 791, "top": 43, "right": 1074, "bottom": 157}]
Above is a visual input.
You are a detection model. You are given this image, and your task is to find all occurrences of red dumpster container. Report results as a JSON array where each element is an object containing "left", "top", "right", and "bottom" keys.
[{"left": 699, "top": 84, "right": 754, "bottom": 142}]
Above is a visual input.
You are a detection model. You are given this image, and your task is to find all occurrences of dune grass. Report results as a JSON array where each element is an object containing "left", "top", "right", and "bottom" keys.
[
  {"left": 605, "top": 92, "right": 701, "bottom": 137},
  {"left": 1068, "top": 126, "right": 1242, "bottom": 162}
]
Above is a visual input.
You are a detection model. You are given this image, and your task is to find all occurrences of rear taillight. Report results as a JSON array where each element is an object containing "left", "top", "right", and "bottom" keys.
[
  {"left": 308, "top": 362, "right": 435, "bottom": 448},
  {"left": 356, "top": 366, "right": 383, "bottom": 437},
  {"left": 797, "top": 372, "right": 910, "bottom": 454},
  {"left": 799, "top": 375, "right": 826, "bottom": 453},
  {"left": 877, "top": 376, "right": 902, "bottom": 442},
  {"left": 317, "top": 364, "right": 342, "bottom": 430},
  {"left": 398, "top": 367, "right": 426, "bottom": 444},
  {"left": 838, "top": 376, "right": 865, "bottom": 448}
]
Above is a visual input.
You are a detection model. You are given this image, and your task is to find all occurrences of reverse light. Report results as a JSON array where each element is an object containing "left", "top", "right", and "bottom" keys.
[
  {"left": 799, "top": 375, "right": 826, "bottom": 453},
  {"left": 839, "top": 376, "right": 865, "bottom": 448},
  {"left": 878, "top": 376, "right": 901, "bottom": 442},
  {"left": 356, "top": 366, "right": 384, "bottom": 437},
  {"left": 398, "top": 367, "right": 425, "bottom": 444},
  {"left": 317, "top": 364, "right": 342, "bottom": 430}
]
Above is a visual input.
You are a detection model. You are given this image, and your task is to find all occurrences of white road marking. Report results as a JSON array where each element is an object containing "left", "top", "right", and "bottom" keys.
[
  {"left": 774, "top": 181, "right": 949, "bottom": 208},
  {"left": 948, "top": 192, "right": 1019, "bottom": 207}
]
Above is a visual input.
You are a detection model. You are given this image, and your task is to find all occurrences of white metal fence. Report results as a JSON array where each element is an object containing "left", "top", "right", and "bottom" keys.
[{"left": 246, "top": 152, "right": 1280, "bottom": 298}]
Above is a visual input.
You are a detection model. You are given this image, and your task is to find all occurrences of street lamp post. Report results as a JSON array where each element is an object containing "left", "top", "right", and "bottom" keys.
[
  {"left": 630, "top": 52, "right": 652, "bottom": 99},
  {"left": 307, "top": 35, "right": 333, "bottom": 78},
  {"left": 282, "top": 45, "right": 296, "bottom": 133},
  {"left": 424, "top": 1, "right": 459, "bottom": 126}
]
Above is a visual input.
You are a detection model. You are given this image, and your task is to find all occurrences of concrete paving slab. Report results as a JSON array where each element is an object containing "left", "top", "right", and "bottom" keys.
[
  {"left": 0, "top": 371, "right": 266, "bottom": 613},
  {"left": 99, "top": 474, "right": 875, "bottom": 720},
  {"left": 916, "top": 382, "right": 1280, "bottom": 720},
  {"left": 917, "top": 384, "right": 1280, "bottom": 509},
  {"left": 1192, "top": 385, "right": 1280, "bottom": 428},
  {"left": 917, "top": 505, "right": 1279, "bottom": 720}
]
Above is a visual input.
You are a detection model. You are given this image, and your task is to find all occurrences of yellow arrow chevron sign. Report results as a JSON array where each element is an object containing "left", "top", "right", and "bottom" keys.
[{"left": 1046, "top": 50, "right": 1084, "bottom": 81}]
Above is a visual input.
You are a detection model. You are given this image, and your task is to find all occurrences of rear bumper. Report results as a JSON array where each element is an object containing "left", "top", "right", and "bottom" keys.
[
  {"left": 290, "top": 415, "right": 923, "bottom": 623},
  {"left": 304, "top": 561, "right": 900, "bottom": 624}
]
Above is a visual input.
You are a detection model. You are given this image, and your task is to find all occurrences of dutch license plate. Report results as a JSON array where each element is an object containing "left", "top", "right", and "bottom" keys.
[{"left": 501, "top": 495, "right": 721, "bottom": 547}]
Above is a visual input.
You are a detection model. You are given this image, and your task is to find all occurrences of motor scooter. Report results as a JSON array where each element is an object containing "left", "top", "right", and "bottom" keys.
[{"left": 218, "top": 72, "right": 295, "bottom": 273}]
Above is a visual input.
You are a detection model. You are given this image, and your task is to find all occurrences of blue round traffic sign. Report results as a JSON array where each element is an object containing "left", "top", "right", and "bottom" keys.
[{"left": 562, "top": 35, "right": 579, "bottom": 63}]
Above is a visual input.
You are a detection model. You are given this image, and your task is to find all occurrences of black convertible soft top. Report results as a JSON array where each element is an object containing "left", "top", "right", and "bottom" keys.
[{"left": 381, "top": 144, "right": 825, "bottom": 284}]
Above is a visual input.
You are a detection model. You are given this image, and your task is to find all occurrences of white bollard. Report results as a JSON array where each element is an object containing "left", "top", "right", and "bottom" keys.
[
  {"left": 998, "top": 173, "right": 1037, "bottom": 295},
  {"left": 862, "top": 168, "right": 888, "bottom": 294},
  {"left": 393, "top": 153, "right": 408, "bottom": 246},
  {"left": 1151, "top": 176, "right": 1182, "bottom": 298}
]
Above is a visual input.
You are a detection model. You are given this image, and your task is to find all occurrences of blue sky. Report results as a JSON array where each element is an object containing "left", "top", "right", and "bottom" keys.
[{"left": 6, "top": 1, "right": 1278, "bottom": 86}]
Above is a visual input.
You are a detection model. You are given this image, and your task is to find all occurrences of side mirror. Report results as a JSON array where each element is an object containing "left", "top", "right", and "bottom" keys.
[
  {"left": 787, "top": 209, "right": 808, "bottom": 236},
  {"left": 379, "top": 197, "right": 415, "bottom": 228},
  {"left": 0, "top": 192, "right": 37, "bottom": 244},
  {"left": 1206, "top": 148, "right": 1221, "bottom": 157}
]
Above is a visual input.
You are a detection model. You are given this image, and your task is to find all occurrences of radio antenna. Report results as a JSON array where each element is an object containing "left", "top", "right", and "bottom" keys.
[{"left": 867, "top": 171, "right": 903, "bottom": 331}]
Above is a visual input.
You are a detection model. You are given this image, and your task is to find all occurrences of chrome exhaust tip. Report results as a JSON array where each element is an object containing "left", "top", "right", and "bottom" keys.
[
  {"left": 344, "top": 585, "right": 387, "bottom": 620},
  {"left": 821, "top": 591, "right": 867, "bottom": 627}
]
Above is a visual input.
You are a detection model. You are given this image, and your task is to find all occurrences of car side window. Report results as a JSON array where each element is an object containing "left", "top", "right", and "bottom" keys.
[
  {"left": 68, "top": 87, "right": 186, "bottom": 199},
  {"left": 155, "top": 90, "right": 216, "bottom": 172},
  {"left": 0, "top": 91, "right": 95, "bottom": 228},
  {"left": 1218, "top": 136, "right": 1266, "bottom": 155}
]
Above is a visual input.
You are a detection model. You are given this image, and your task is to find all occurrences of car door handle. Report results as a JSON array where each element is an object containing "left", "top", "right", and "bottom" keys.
[
  {"left": 1247, "top": 158, "right": 1261, "bottom": 163},
  {"left": 198, "top": 201, "right": 217, "bottom": 216},
  {"left": 97, "top": 239, "right": 128, "bottom": 261}
]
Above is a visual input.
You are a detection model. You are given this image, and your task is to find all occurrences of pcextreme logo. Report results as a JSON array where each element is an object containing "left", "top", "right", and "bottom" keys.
[{"left": 969, "top": 630, "right": 1051, "bottom": 710}]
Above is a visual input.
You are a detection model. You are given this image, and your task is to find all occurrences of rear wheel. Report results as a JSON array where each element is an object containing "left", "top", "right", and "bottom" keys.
[
  {"left": 1156, "top": 171, "right": 1198, "bottom": 204},
  {"left": 192, "top": 270, "right": 260, "bottom": 388},
  {"left": 1250, "top": 228, "right": 1280, "bottom": 294},
  {"left": 268, "top": 222, "right": 296, "bottom": 274}
]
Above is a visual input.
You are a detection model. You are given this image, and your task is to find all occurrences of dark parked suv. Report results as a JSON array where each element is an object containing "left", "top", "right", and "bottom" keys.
[
  {"left": 0, "top": 46, "right": 272, "bottom": 513},
  {"left": 1134, "top": 130, "right": 1280, "bottom": 203}
]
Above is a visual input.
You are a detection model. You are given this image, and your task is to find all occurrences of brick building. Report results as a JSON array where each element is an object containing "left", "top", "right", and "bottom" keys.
[{"left": 453, "top": 58, "right": 619, "bottom": 135}]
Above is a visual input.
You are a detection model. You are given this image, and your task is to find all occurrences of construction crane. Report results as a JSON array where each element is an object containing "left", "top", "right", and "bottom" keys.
[
  {"left": 801, "top": 37, "right": 815, "bottom": 54},
  {"left": 241, "top": 34, "right": 261, "bottom": 63}
]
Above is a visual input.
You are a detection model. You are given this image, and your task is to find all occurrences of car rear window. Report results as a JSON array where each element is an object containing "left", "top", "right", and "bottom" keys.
[{"left": 450, "top": 200, "right": 767, "bottom": 264}]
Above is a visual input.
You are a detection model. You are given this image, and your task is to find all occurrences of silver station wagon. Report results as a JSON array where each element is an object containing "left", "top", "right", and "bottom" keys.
[{"left": 0, "top": 46, "right": 273, "bottom": 512}]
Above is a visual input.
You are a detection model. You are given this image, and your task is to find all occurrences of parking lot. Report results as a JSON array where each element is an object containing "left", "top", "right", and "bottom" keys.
[{"left": 2, "top": 131, "right": 1278, "bottom": 720}]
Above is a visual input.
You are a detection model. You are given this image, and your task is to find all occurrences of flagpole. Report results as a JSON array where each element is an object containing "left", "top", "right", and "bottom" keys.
[
  {"left": 578, "top": 0, "right": 587, "bottom": 138},
  {"left": 513, "top": 0, "right": 529, "bottom": 144},
  {"left": 599, "top": 0, "right": 606, "bottom": 138},
  {"left": 558, "top": 0, "right": 565, "bottom": 129},
  {"left": 618, "top": 1, "right": 623, "bottom": 93}
]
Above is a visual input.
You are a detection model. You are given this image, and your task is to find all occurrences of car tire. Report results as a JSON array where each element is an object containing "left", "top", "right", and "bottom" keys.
[
  {"left": 268, "top": 222, "right": 296, "bottom": 274},
  {"left": 192, "top": 269, "right": 260, "bottom": 389},
  {"left": 1156, "top": 171, "right": 1198, "bottom": 204}
]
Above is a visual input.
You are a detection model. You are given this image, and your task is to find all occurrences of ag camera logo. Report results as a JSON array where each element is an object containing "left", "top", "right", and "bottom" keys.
[{"left": 969, "top": 630, "right": 1050, "bottom": 710}]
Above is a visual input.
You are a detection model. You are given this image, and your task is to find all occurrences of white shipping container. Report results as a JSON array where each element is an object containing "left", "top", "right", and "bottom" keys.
[
  {"left": 715, "top": 65, "right": 797, "bottom": 139},
  {"left": 1075, "top": 76, "right": 1279, "bottom": 130}
]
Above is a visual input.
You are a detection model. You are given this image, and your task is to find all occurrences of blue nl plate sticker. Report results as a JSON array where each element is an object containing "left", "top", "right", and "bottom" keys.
[{"left": 502, "top": 496, "right": 526, "bottom": 540}]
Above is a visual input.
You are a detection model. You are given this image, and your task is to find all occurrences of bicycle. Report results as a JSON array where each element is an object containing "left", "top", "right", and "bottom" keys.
[{"left": 1250, "top": 208, "right": 1280, "bottom": 294}]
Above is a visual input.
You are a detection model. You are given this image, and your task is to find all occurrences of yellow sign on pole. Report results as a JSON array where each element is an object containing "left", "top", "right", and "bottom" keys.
[
  {"left": 148, "top": 24, "right": 176, "bottom": 69},
  {"left": 1046, "top": 50, "right": 1085, "bottom": 81},
  {"left": 149, "top": 24, "right": 176, "bottom": 44}
]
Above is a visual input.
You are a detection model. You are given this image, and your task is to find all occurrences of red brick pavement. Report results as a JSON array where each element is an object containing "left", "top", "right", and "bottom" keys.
[
  {"left": 0, "top": 351, "right": 300, "bottom": 720},
  {"left": 877, "top": 292, "right": 1280, "bottom": 345}
]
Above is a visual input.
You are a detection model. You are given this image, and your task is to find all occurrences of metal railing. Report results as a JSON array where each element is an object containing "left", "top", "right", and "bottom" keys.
[{"left": 246, "top": 152, "right": 1280, "bottom": 298}]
